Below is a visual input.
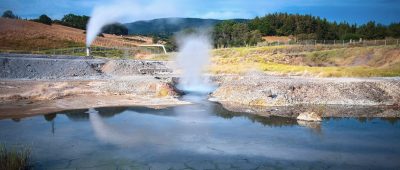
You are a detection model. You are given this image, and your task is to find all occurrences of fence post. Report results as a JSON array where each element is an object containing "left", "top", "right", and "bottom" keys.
[
  {"left": 397, "top": 39, "right": 399, "bottom": 46},
  {"left": 385, "top": 40, "right": 387, "bottom": 46},
  {"left": 342, "top": 40, "right": 344, "bottom": 47},
  {"left": 334, "top": 40, "right": 336, "bottom": 45}
]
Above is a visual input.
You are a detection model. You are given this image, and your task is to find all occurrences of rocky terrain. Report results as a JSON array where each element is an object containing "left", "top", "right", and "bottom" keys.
[
  {"left": 0, "top": 53, "right": 184, "bottom": 118},
  {"left": 1, "top": 53, "right": 399, "bottom": 118},
  {"left": 0, "top": 53, "right": 172, "bottom": 79},
  {"left": 211, "top": 75, "right": 400, "bottom": 106}
]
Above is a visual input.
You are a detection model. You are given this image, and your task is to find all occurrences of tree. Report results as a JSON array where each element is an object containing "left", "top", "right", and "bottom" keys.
[
  {"left": 152, "top": 35, "right": 160, "bottom": 44},
  {"left": 388, "top": 22, "right": 400, "bottom": 38},
  {"left": 2, "top": 10, "right": 19, "bottom": 19},
  {"left": 214, "top": 21, "right": 263, "bottom": 48},
  {"left": 33, "top": 14, "right": 52, "bottom": 25},
  {"left": 357, "top": 21, "right": 387, "bottom": 39},
  {"left": 60, "top": 14, "right": 90, "bottom": 30},
  {"left": 102, "top": 23, "right": 128, "bottom": 35}
]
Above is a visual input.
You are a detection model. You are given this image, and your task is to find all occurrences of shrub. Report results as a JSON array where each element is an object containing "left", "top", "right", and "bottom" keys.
[
  {"left": 33, "top": 14, "right": 52, "bottom": 25},
  {"left": 0, "top": 144, "right": 32, "bottom": 170},
  {"left": 2, "top": 10, "right": 19, "bottom": 19}
]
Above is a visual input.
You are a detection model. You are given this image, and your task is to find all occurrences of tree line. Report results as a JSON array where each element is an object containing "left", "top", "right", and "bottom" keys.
[
  {"left": 213, "top": 21, "right": 262, "bottom": 48},
  {"left": 213, "top": 13, "right": 400, "bottom": 48},
  {"left": 2, "top": 10, "right": 400, "bottom": 49},
  {"left": 248, "top": 13, "right": 400, "bottom": 40},
  {"left": 1, "top": 10, "right": 128, "bottom": 35}
]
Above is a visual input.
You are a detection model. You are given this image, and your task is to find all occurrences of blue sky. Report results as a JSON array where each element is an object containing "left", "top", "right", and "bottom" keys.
[{"left": 1, "top": 0, "right": 399, "bottom": 24}]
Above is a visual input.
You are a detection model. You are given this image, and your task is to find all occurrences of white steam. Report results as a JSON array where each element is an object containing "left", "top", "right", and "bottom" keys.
[
  {"left": 176, "top": 32, "right": 215, "bottom": 94},
  {"left": 86, "top": 0, "right": 176, "bottom": 46}
]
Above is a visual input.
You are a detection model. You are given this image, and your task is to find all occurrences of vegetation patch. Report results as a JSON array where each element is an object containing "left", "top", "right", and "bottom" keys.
[
  {"left": 210, "top": 45, "right": 400, "bottom": 77},
  {"left": 0, "top": 144, "right": 32, "bottom": 170}
]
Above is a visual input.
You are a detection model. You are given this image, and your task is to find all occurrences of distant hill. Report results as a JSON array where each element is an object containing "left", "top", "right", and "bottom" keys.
[
  {"left": 0, "top": 18, "right": 152, "bottom": 51},
  {"left": 124, "top": 18, "right": 248, "bottom": 36}
]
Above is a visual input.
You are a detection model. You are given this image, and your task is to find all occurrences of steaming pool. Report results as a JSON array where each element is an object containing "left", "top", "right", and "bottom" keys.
[{"left": 1, "top": 97, "right": 400, "bottom": 169}]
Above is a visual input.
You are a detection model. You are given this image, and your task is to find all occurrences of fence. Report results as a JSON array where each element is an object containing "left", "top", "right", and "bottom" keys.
[
  {"left": 0, "top": 46, "right": 167, "bottom": 58},
  {"left": 257, "top": 39, "right": 400, "bottom": 47},
  {"left": 1, "top": 39, "right": 399, "bottom": 58}
]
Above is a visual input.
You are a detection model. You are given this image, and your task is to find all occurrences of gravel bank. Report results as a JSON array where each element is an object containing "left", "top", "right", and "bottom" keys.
[
  {"left": 211, "top": 75, "right": 400, "bottom": 106},
  {"left": 0, "top": 53, "right": 172, "bottom": 79}
]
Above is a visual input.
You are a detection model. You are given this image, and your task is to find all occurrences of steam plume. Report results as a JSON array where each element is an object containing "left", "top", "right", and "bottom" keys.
[
  {"left": 176, "top": 31, "right": 215, "bottom": 94},
  {"left": 86, "top": 0, "right": 176, "bottom": 46}
]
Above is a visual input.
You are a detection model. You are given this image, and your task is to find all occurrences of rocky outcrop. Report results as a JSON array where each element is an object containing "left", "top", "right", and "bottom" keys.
[
  {"left": 211, "top": 75, "right": 400, "bottom": 106},
  {"left": 296, "top": 112, "right": 322, "bottom": 121},
  {"left": 217, "top": 102, "right": 400, "bottom": 118}
]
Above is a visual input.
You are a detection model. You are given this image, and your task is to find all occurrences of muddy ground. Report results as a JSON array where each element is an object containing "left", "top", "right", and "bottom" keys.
[{"left": 1, "top": 54, "right": 399, "bottom": 119}]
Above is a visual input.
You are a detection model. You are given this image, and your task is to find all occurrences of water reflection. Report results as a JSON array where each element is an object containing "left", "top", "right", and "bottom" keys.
[
  {"left": 44, "top": 113, "right": 56, "bottom": 122},
  {"left": 1, "top": 101, "right": 400, "bottom": 169},
  {"left": 34, "top": 102, "right": 400, "bottom": 128}
]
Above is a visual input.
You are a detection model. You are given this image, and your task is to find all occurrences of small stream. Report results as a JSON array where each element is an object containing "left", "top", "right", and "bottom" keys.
[{"left": 0, "top": 97, "right": 400, "bottom": 169}]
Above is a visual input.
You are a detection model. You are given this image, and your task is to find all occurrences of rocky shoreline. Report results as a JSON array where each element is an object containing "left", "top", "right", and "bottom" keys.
[{"left": 1, "top": 54, "right": 399, "bottom": 118}]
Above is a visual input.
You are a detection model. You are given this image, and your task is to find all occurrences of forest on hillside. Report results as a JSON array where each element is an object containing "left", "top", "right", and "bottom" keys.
[
  {"left": 2, "top": 10, "right": 400, "bottom": 49},
  {"left": 213, "top": 13, "right": 400, "bottom": 48}
]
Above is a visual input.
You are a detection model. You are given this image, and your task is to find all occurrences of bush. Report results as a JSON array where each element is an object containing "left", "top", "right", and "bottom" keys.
[
  {"left": 33, "top": 14, "right": 52, "bottom": 25},
  {"left": 0, "top": 144, "right": 31, "bottom": 170},
  {"left": 340, "top": 33, "right": 362, "bottom": 40},
  {"left": 2, "top": 10, "right": 19, "bottom": 19},
  {"left": 60, "top": 14, "right": 90, "bottom": 30},
  {"left": 102, "top": 23, "right": 128, "bottom": 35}
]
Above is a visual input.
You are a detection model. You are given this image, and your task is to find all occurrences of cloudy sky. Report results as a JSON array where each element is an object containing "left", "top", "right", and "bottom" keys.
[{"left": 1, "top": 0, "right": 399, "bottom": 24}]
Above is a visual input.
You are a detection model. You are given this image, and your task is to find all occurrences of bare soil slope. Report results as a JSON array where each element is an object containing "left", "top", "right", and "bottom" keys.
[{"left": 0, "top": 18, "right": 152, "bottom": 51}]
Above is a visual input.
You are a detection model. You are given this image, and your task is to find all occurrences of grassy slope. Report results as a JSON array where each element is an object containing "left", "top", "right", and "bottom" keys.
[
  {"left": 0, "top": 18, "right": 152, "bottom": 52},
  {"left": 210, "top": 45, "right": 400, "bottom": 77}
]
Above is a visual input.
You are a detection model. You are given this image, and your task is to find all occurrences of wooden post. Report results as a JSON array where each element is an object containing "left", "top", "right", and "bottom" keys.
[
  {"left": 385, "top": 40, "right": 387, "bottom": 46},
  {"left": 334, "top": 40, "right": 336, "bottom": 45}
]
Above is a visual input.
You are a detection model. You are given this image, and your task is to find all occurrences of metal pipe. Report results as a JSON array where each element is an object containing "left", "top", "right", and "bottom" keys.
[{"left": 86, "top": 47, "right": 90, "bottom": 57}]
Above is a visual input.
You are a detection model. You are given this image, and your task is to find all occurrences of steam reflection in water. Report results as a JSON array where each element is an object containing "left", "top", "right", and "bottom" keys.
[
  {"left": 0, "top": 102, "right": 399, "bottom": 169},
  {"left": 86, "top": 101, "right": 400, "bottom": 168}
]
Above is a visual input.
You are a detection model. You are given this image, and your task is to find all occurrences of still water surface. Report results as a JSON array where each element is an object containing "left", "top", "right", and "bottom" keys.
[{"left": 0, "top": 100, "right": 400, "bottom": 169}]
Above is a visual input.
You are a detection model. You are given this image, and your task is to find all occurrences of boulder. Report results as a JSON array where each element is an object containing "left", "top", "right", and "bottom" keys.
[{"left": 297, "top": 112, "right": 322, "bottom": 121}]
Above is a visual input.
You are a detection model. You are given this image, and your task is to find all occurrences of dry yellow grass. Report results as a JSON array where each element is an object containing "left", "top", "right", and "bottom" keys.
[
  {"left": 210, "top": 45, "right": 400, "bottom": 77},
  {"left": 0, "top": 18, "right": 152, "bottom": 51},
  {"left": 262, "top": 36, "right": 293, "bottom": 43}
]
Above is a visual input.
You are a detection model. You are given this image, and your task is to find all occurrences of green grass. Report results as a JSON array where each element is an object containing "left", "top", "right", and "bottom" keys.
[
  {"left": 147, "top": 54, "right": 171, "bottom": 61},
  {"left": 0, "top": 144, "right": 32, "bottom": 170}
]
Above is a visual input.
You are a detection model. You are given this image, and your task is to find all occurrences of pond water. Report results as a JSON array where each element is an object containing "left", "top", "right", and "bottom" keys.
[{"left": 1, "top": 98, "right": 400, "bottom": 169}]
